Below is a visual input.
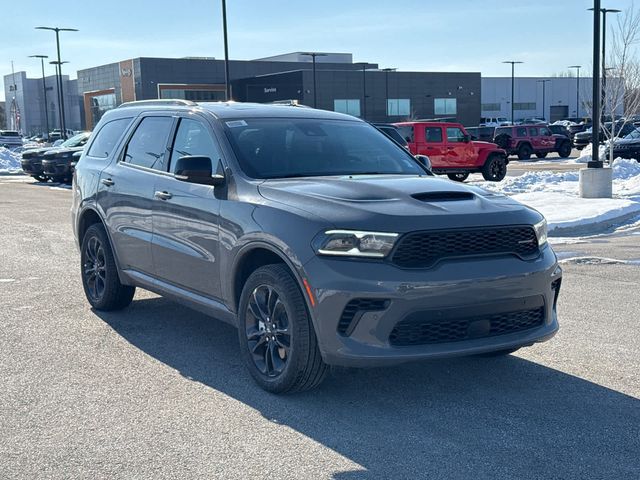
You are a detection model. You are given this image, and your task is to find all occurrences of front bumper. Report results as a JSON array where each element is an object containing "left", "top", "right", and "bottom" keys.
[
  {"left": 42, "top": 161, "right": 71, "bottom": 177},
  {"left": 21, "top": 160, "right": 43, "bottom": 175},
  {"left": 303, "top": 245, "right": 561, "bottom": 367}
]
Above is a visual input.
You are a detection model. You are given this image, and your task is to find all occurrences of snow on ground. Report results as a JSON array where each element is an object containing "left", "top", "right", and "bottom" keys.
[
  {"left": 0, "top": 147, "right": 22, "bottom": 173},
  {"left": 472, "top": 158, "right": 640, "bottom": 235}
]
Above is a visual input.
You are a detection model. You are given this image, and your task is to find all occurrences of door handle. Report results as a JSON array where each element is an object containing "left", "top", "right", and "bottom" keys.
[
  {"left": 101, "top": 178, "right": 114, "bottom": 187},
  {"left": 154, "top": 190, "right": 173, "bottom": 200}
]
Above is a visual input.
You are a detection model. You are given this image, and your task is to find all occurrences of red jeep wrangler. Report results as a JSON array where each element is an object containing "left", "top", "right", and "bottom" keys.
[
  {"left": 493, "top": 124, "right": 572, "bottom": 160},
  {"left": 394, "top": 121, "right": 508, "bottom": 181}
]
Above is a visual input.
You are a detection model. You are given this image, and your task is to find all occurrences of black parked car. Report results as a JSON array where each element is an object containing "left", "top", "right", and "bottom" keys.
[
  {"left": 21, "top": 132, "right": 90, "bottom": 182},
  {"left": 372, "top": 123, "right": 409, "bottom": 149},
  {"left": 466, "top": 126, "right": 496, "bottom": 142},
  {"left": 573, "top": 122, "right": 636, "bottom": 150},
  {"left": 608, "top": 128, "right": 640, "bottom": 160},
  {"left": 42, "top": 144, "right": 87, "bottom": 183},
  {"left": 548, "top": 124, "right": 571, "bottom": 139}
]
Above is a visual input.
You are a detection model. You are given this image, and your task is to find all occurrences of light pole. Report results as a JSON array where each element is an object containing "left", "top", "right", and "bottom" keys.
[
  {"left": 301, "top": 52, "right": 327, "bottom": 108},
  {"left": 382, "top": 68, "right": 396, "bottom": 119},
  {"left": 503, "top": 60, "right": 523, "bottom": 124},
  {"left": 568, "top": 65, "right": 581, "bottom": 118},
  {"left": 589, "top": 7, "right": 620, "bottom": 120},
  {"left": 29, "top": 55, "right": 50, "bottom": 139},
  {"left": 221, "top": 0, "right": 230, "bottom": 100},
  {"left": 356, "top": 63, "right": 374, "bottom": 120},
  {"left": 590, "top": 0, "right": 602, "bottom": 168},
  {"left": 536, "top": 79, "right": 551, "bottom": 121},
  {"left": 50, "top": 60, "right": 69, "bottom": 132},
  {"left": 35, "top": 26, "right": 78, "bottom": 139}
]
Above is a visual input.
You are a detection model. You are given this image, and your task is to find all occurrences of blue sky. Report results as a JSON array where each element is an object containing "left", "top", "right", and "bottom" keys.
[{"left": 1, "top": 0, "right": 633, "bottom": 101}]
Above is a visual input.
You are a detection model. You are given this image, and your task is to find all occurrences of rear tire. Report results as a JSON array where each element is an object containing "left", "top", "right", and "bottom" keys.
[
  {"left": 80, "top": 223, "right": 135, "bottom": 311},
  {"left": 447, "top": 172, "right": 470, "bottom": 182},
  {"left": 481, "top": 155, "right": 507, "bottom": 182},
  {"left": 558, "top": 141, "right": 572, "bottom": 158},
  {"left": 238, "top": 264, "right": 328, "bottom": 393},
  {"left": 517, "top": 143, "right": 533, "bottom": 160}
]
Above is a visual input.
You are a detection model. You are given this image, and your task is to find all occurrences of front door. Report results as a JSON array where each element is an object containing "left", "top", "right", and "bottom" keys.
[
  {"left": 151, "top": 115, "right": 223, "bottom": 299},
  {"left": 538, "top": 126, "right": 555, "bottom": 151},
  {"left": 445, "top": 126, "right": 474, "bottom": 168}
]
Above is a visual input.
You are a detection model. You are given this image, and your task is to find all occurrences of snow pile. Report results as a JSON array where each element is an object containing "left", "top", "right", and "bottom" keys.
[
  {"left": 472, "top": 158, "right": 640, "bottom": 234},
  {"left": 575, "top": 143, "right": 607, "bottom": 163},
  {"left": 0, "top": 147, "right": 22, "bottom": 173}
]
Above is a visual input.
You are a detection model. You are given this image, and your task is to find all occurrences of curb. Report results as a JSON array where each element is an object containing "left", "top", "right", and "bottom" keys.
[{"left": 548, "top": 208, "right": 640, "bottom": 237}]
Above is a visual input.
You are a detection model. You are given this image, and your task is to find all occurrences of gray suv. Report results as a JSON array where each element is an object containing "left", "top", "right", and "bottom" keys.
[{"left": 72, "top": 100, "right": 561, "bottom": 393}]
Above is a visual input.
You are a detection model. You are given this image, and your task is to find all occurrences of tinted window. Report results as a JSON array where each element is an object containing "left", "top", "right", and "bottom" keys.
[
  {"left": 378, "top": 127, "right": 407, "bottom": 146},
  {"left": 540, "top": 127, "right": 551, "bottom": 136},
  {"left": 396, "top": 125, "right": 414, "bottom": 143},
  {"left": 123, "top": 117, "right": 174, "bottom": 170},
  {"left": 528, "top": 127, "right": 539, "bottom": 136},
  {"left": 87, "top": 118, "right": 132, "bottom": 158},
  {"left": 516, "top": 127, "right": 527, "bottom": 137},
  {"left": 495, "top": 127, "right": 511, "bottom": 137},
  {"left": 425, "top": 127, "right": 443, "bottom": 143},
  {"left": 224, "top": 118, "right": 423, "bottom": 179},
  {"left": 446, "top": 127, "right": 465, "bottom": 142},
  {"left": 169, "top": 118, "right": 221, "bottom": 173}
]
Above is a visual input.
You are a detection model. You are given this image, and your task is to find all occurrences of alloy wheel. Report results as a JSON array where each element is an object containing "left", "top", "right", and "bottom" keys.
[
  {"left": 83, "top": 236, "right": 106, "bottom": 302},
  {"left": 245, "top": 285, "right": 291, "bottom": 377}
]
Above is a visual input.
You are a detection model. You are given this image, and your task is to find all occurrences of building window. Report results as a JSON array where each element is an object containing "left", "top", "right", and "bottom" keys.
[
  {"left": 514, "top": 102, "right": 536, "bottom": 110},
  {"left": 334, "top": 99, "right": 361, "bottom": 117},
  {"left": 434, "top": 98, "right": 457, "bottom": 115},
  {"left": 387, "top": 99, "right": 410, "bottom": 116},
  {"left": 482, "top": 103, "right": 500, "bottom": 111},
  {"left": 89, "top": 92, "right": 117, "bottom": 126}
]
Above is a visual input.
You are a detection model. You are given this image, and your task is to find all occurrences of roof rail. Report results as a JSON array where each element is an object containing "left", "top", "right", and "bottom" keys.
[{"left": 117, "top": 99, "right": 198, "bottom": 109}]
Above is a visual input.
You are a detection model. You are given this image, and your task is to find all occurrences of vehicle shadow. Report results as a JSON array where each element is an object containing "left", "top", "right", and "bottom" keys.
[{"left": 95, "top": 296, "right": 639, "bottom": 479}]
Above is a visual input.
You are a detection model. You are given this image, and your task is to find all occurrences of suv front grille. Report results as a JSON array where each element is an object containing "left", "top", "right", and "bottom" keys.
[
  {"left": 389, "top": 306, "right": 545, "bottom": 346},
  {"left": 391, "top": 226, "right": 539, "bottom": 268},
  {"left": 338, "top": 298, "right": 389, "bottom": 336}
]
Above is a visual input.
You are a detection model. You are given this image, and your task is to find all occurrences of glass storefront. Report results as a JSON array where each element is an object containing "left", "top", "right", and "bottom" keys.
[{"left": 90, "top": 92, "right": 117, "bottom": 126}]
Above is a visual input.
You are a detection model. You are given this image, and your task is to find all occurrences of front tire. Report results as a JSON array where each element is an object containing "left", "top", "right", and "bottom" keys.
[
  {"left": 80, "top": 223, "right": 135, "bottom": 311},
  {"left": 238, "top": 264, "right": 328, "bottom": 393},
  {"left": 447, "top": 172, "right": 470, "bottom": 182},
  {"left": 481, "top": 155, "right": 507, "bottom": 181}
]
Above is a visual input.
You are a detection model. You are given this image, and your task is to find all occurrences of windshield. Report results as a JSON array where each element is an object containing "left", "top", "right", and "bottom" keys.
[
  {"left": 624, "top": 129, "right": 640, "bottom": 139},
  {"left": 61, "top": 132, "right": 89, "bottom": 148},
  {"left": 223, "top": 118, "right": 424, "bottom": 179}
]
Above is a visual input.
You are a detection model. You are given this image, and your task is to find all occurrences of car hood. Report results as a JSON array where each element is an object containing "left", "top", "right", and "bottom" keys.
[
  {"left": 471, "top": 140, "right": 501, "bottom": 150},
  {"left": 257, "top": 175, "right": 540, "bottom": 232},
  {"left": 21, "top": 146, "right": 57, "bottom": 159}
]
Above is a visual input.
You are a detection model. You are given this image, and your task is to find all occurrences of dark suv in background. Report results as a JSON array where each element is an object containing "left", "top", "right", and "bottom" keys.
[
  {"left": 72, "top": 100, "right": 561, "bottom": 393},
  {"left": 493, "top": 124, "right": 572, "bottom": 160}
]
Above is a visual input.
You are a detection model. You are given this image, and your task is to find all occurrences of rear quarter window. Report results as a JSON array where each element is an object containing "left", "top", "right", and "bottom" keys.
[{"left": 87, "top": 118, "right": 133, "bottom": 158}]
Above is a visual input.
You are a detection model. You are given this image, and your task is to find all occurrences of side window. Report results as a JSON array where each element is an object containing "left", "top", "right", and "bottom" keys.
[
  {"left": 169, "top": 118, "right": 221, "bottom": 173},
  {"left": 87, "top": 118, "right": 132, "bottom": 158},
  {"left": 516, "top": 127, "right": 527, "bottom": 137},
  {"left": 425, "top": 127, "right": 443, "bottom": 143},
  {"left": 123, "top": 116, "right": 174, "bottom": 170},
  {"left": 528, "top": 127, "right": 539, "bottom": 137},
  {"left": 446, "top": 127, "right": 465, "bottom": 143},
  {"left": 540, "top": 127, "right": 551, "bottom": 136},
  {"left": 396, "top": 126, "right": 414, "bottom": 143}
]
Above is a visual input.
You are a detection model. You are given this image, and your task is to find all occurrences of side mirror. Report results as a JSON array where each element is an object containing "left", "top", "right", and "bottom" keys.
[
  {"left": 463, "top": 134, "right": 471, "bottom": 143},
  {"left": 174, "top": 155, "right": 224, "bottom": 186},
  {"left": 415, "top": 154, "right": 432, "bottom": 171}
]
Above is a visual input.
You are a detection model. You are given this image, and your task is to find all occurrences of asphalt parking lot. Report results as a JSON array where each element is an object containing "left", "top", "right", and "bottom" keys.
[{"left": 1, "top": 175, "right": 638, "bottom": 479}]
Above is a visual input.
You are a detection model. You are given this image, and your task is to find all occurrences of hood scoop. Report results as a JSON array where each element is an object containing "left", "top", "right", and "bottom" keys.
[{"left": 412, "top": 191, "right": 475, "bottom": 202}]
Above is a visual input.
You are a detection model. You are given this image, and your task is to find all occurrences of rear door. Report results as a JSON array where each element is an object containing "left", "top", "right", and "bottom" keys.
[
  {"left": 444, "top": 126, "right": 474, "bottom": 168},
  {"left": 99, "top": 114, "right": 175, "bottom": 276},
  {"left": 420, "top": 126, "right": 446, "bottom": 166},
  {"left": 151, "top": 114, "right": 223, "bottom": 299}
]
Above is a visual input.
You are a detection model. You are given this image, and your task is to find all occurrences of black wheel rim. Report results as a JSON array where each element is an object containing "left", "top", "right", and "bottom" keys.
[
  {"left": 83, "top": 236, "right": 106, "bottom": 301},
  {"left": 245, "top": 285, "right": 291, "bottom": 377},
  {"left": 490, "top": 159, "right": 506, "bottom": 179}
]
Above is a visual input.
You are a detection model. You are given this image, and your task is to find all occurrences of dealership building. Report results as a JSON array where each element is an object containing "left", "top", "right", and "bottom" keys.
[{"left": 4, "top": 52, "right": 624, "bottom": 133}]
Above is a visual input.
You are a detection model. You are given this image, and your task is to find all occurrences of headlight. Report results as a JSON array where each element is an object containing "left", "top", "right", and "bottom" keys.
[
  {"left": 316, "top": 230, "right": 399, "bottom": 258},
  {"left": 533, "top": 219, "right": 547, "bottom": 247}
]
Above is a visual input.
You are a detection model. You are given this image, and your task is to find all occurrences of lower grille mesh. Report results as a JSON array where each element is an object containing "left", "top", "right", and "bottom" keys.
[{"left": 389, "top": 307, "right": 545, "bottom": 346}]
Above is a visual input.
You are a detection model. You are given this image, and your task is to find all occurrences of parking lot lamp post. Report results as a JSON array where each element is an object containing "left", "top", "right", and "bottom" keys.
[
  {"left": 536, "top": 79, "right": 551, "bottom": 121},
  {"left": 568, "top": 65, "right": 581, "bottom": 117},
  {"left": 382, "top": 68, "right": 396, "bottom": 120},
  {"left": 221, "top": 0, "right": 230, "bottom": 100},
  {"left": 49, "top": 60, "right": 69, "bottom": 132},
  {"left": 35, "top": 27, "right": 78, "bottom": 139},
  {"left": 589, "top": 0, "right": 603, "bottom": 168},
  {"left": 29, "top": 55, "right": 50, "bottom": 139},
  {"left": 589, "top": 8, "right": 620, "bottom": 121},
  {"left": 503, "top": 61, "right": 523, "bottom": 124},
  {"left": 301, "top": 52, "right": 327, "bottom": 108},
  {"left": 356, "top": 63, "right": 374, "bottom": 120}
]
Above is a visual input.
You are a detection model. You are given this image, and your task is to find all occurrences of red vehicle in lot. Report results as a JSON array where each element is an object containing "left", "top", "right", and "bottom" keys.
[
  {"left": 394, "top": 121, "right": 508, "bottom": 181},
  {"left": 493, "top": 124, "right": 572, "bottom": 160}
]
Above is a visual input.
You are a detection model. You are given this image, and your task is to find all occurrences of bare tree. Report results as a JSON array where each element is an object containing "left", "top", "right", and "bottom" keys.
[{"left": 602, "top": 3, "right": 640, "bottom": 164}]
